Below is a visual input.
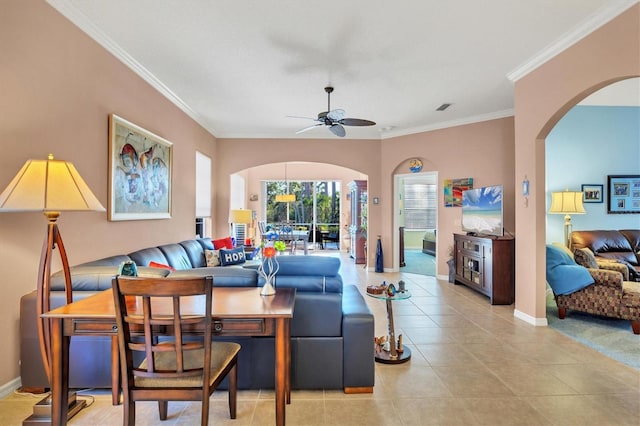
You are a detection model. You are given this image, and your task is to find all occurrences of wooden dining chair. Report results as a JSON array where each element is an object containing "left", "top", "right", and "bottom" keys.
[{"left": 112, "top": 275, "right": 240, "bottom": 426}]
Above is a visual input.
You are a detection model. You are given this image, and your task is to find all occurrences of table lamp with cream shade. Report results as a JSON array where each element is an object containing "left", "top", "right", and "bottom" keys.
[
  {"left": 548, "top": 188, "right": 586, "bottom": 247},
  {"left": 0, "top": 154, "right": 105, "bottom": 423}
]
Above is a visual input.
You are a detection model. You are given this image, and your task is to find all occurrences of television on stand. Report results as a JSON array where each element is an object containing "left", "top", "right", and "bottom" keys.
[{"left": 461, "top": 185, "right": 504, "bottom": 237}]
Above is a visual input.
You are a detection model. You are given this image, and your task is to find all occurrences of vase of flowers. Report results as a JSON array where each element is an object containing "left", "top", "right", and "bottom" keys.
[{"left": 258, "top": 241, "right": 286, "bottom": 296}]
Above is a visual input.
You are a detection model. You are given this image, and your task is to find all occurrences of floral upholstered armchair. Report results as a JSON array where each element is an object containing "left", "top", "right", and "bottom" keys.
[{"left": 546, "top": 244, "right": 640, "bottom": 334}]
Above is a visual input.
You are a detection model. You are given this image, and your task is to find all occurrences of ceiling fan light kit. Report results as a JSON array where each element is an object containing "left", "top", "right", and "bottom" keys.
[{"left": 291, "top": 86, "right": 376, "bottom": 137}]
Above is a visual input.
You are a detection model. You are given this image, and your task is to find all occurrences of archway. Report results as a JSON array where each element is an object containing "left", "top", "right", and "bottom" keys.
[{"left": 512, "top": 3, "right": 639, "bottom": 325}]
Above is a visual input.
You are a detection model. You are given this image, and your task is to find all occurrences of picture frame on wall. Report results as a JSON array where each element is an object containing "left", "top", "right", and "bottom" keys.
[
  {"left": 443, "top": 177, "right": 473, "bottom": 207},
  {"left": 108, "top": 114, "right": 173, "bottom": 221},
  {"left": 607, "top": 174, "right": 640, "bottom": 214},
  {"left": 581, "top": 184, "right": 603, "bottom": 203}
]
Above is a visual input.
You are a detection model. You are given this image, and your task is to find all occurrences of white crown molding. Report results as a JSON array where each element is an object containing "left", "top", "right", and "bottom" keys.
[
  {"left": 381, "top": 109, "right": 515, "bottom": 140},
  {"left": 507, "top": 0, "right": 639, "bottom": 82},
  {"left": 46, "top": 0, "right": 217, "bottom": 136}
]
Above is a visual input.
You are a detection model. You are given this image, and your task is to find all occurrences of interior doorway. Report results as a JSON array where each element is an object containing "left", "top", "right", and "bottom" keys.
[{"left": 393, "top": 171, "right": 438, "bottom": 275}]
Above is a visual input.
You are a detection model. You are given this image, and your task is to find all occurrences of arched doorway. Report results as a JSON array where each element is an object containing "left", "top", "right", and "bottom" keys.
[{"left": 512, "top": 3, "right": 639, "bottom": 325}]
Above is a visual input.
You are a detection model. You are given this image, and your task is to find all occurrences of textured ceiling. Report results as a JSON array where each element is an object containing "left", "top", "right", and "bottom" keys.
[{"left": 48, "top": 0, "right": 638, "bottom": 139}]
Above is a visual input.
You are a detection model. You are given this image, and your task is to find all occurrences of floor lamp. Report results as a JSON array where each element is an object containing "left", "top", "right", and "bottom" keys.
[
  {"left": 0, "top": 154, "right": 105, "bottom": 424},
  {"left": 549, "top": 189, "right": 586, "bottom": 247},
  {"left": 229, "top": 209, "right": 253, "bottom": 246}
]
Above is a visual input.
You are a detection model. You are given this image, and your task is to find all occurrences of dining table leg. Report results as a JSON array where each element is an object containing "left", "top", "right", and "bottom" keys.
[{"left": 275, "top": 317, "right": 289, "bottom": 426}]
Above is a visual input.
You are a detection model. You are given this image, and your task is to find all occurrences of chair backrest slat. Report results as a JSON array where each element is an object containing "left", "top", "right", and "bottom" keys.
[{"left": 112, "top": 275, "right": 214, "bottom": 383}]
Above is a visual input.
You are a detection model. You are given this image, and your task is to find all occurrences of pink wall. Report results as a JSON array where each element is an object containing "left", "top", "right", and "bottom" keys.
[
  {"left": 380, "top": 118, "right": 515, "bottom": 276},
  {"left": 1, "top": 0, "right": 636, "bottom": 390},
  {"left": 214, "top": 138, "right": 381, "bottom": 244},
  {"left": 0, "top": 1, "right": 217, "bottom": 385},
  {"left": 513, "top": 3, "right": 640, "bottom": 322},
  {"left": 216, "top": 117, "right": 514, "bottom": 276}
]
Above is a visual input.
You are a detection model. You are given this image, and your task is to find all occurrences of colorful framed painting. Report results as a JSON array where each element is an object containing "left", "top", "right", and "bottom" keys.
[
  {"left": 607, "top": 175, "right": 640, "bottom": 214},
  {"left": 444, "top": 178, "right": 473, "bottom": 207},
  {"left": 581, "top": 184, "right": 603, "bottom": 203},
  {"left": 108, "top": 114, "right": 173, "bottom": 221}
]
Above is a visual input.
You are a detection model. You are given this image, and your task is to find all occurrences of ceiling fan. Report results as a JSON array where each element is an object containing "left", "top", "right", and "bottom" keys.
[{"left": 290, "top": 86, "right": 376, "bottom": 137}]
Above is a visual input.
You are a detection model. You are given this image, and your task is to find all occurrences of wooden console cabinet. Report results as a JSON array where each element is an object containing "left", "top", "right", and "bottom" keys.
[{"left": 453, "top": 233, "right": 515, "bottom": 305}]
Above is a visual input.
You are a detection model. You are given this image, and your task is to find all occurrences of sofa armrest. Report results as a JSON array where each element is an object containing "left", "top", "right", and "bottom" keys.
[
  {"left": 588, "top": 268, "right": 624, "bottom": 289},
  {"left": 596, "top": 260, "right": 629, "bottom": 281},
  {"left": 341, "top": 285, "right": 374, "bottom": 389}
]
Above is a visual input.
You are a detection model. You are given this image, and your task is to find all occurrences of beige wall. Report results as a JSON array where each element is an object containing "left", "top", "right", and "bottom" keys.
[
  {"left": 513, "top": 3, "right": 640, "bottom": 322},
  {"left": 0, "top": 1, "right": 217, "bottom": 386}
]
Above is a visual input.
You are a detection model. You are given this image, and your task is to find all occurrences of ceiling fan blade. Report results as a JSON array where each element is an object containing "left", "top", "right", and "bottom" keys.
[
  {"left": 327, "top": 109, "right": 345, "bottom": 121},
  {"left": 296, "top": 124, "right": 322, "bottom": 134},
  {"left": 340, "top": 118, "right": 376, "bottom": 126},
  {"left": 329, "top": 124, "right": 346, "bottom": 137}
]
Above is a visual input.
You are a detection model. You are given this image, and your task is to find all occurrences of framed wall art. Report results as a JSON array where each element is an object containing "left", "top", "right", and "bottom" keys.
[
  {"left": 443, "top": 177, "right": 473, "bottom": 207},
  {"left": 607, "top": 174, "right": 640, "bottom": 214},
  {"left": 108, "top": 114, "right": 173, "bottom": 221},
  {"left": 581, "top": 184, "right": 603, "bottom": 203}
]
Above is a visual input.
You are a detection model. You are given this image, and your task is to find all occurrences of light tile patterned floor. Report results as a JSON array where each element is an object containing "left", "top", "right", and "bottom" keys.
[{"left": 2, "top": 251, "right": 639, "bottom": 425}]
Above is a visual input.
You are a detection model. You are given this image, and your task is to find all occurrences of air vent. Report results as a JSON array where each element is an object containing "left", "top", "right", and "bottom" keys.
[{"left": 436, "top": 103, "right": 452, "bottom": 111}]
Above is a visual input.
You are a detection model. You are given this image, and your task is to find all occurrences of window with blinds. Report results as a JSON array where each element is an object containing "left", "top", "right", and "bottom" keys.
[{"left": 403, "top": 182, "right": 437, "bottom": 229}]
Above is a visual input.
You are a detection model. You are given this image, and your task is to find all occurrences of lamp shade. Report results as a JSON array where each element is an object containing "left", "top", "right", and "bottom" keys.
[
  {"left": 549, "top": 190, "right": 586, "bottom": 215},
  {"left": 0, "top": 155, "right": 105, "bottom": 212},
  {"left": 275, "top": 194, "right": 296, "bottom": 203},
  {"left": 229, "top": 209, "right": 253, "bottom": 224}
]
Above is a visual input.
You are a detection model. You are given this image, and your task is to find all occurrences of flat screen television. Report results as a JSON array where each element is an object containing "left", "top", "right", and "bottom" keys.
[{"left": 461, "top": 185, "right": 504, "bottom": 237}]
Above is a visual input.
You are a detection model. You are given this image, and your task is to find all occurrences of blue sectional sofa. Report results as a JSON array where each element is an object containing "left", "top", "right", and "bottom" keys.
[{"left": 19, "top": 238, "right": 375, "bottom": 393}]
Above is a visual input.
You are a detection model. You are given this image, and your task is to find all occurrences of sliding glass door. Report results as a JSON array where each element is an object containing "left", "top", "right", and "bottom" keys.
[{"left": 265, "top": 180, "right": 341, "bottom": 245}]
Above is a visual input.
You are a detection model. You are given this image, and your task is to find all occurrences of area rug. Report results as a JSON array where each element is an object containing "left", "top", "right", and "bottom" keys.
[
  {"left": 401, "top": 249, "right": 436, "bottom": 276},
  {"left": 546, "top": 294, "right": 640, "bottom": 371}
]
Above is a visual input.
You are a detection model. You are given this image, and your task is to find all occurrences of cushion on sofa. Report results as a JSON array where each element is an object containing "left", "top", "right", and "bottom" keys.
[
  {"left": 571, "top": 230, "right": 637, "bottom": 264},
  {"left": 219, "top": 247, "right": 246, "bottom": 266},
  {"left": 620, "top": 229, "right": 640, "bottom": 257},
  {"left": 574, "top": 247, "right": 599, "bottom": 269},
  {"left": 148, "top": 261, "right": 176, "bottom": 271},
  {"left": 204, "top": 249, "right": 221, "bottom": 266},
  {"left": 179, "top": 239, "right": 208, "bottom": 268},
  {"left": 157, "top": 243, "right": 194, "bottom": 270},
  {"left": 213, "top": 237, "right": 234, "bottom": 250},
  {"left": 168, "top": 266, "right": 258, "bottom": 287},
  {"left": 50, "top": 265, "right": 171, "bottom": 291},
  {"left": 127, "top": 247, "right": 170, "bottom": 270},
  {"left": 546, "top": 245, "right": 594, "bottom": 296}
]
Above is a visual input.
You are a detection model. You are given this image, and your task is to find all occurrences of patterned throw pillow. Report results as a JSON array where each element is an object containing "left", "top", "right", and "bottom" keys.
[
  {"left": 219, "top": 247, "right": 246, "bottom": 266},
  {"left": 204, "top": 249, "right": 221, "bottom": 267},
  {"left": 574, "top": 247, "right": 599, "bottom": 269}
]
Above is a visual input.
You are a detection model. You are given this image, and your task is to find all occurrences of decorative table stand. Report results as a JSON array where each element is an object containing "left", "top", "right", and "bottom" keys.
[{"left": 367, "top": 290, "right": 412, "bottom": 364}]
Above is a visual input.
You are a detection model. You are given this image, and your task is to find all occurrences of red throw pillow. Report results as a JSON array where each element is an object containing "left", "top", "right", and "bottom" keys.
[
  {"left": 148, "top": 261, "right": 176, "bottom": 271},
  {"left": 213, "top": 236, "right": 234, "bottom": 249}
]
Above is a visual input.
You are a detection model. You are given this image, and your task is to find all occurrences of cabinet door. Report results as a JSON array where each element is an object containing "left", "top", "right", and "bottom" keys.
[{"left": 460, "top": 252, "right": 482, "bottom": 289}]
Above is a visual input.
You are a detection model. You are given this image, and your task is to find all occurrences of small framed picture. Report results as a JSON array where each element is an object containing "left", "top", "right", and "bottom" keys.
[{"left": 581, "top": 184, "right": 603, "bottom": 203}]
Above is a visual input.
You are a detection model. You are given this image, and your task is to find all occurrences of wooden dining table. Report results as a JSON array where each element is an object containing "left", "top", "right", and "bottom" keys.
[{"left": 43, "top": 286, "right": 296, "bottom": 425}]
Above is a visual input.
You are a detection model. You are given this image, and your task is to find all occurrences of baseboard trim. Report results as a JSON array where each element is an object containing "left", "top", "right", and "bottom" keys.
[
  {"left": 0, "top": 377, "right": 22, "bottom": 399},
  {"left": 514, "top": 309, "right": 548, "bottom": 326}
]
